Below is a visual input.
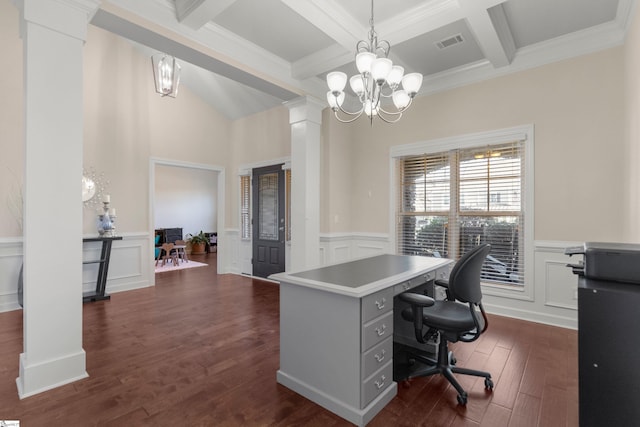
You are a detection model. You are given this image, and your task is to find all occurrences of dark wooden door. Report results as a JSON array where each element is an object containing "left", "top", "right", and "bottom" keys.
[{"left": 252, "top": 164, "right": 285, "bottom": 278}]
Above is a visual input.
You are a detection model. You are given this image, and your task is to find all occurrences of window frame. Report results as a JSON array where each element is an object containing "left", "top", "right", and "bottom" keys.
[{"left": 390, "top": 125, "right": 535, "bottom": 301}]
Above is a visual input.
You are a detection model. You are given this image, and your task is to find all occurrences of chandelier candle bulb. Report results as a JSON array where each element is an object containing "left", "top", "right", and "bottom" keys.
[
  {"left": 350, "top": 75, "right": 365, "bottom": 95},
  {"left": 327, "top": 71, "right": 347, "bottom": 93},
  {"left": 402, "top": 73, "right": 423, "bottom": 96}
]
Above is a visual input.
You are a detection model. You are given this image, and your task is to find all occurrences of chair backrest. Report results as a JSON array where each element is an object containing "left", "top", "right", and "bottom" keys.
[{"left": 448, "top": 244, "right": 491, "bottom": 304}]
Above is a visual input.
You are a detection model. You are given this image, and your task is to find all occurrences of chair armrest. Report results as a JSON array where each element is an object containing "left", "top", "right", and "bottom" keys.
[
  {"left": 434, "top": 278, "right": 449, "bottom": 288},
  {"left": 399, "top": 292, "right": 435, "bottom": 344},
  {"left": 398, "top": 292, "right": 435, "bottom": 307}
]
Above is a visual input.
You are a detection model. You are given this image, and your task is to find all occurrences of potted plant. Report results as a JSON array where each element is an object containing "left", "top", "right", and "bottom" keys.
[{"left": 186, "top": 231, "right": 208, "bottom": 255}]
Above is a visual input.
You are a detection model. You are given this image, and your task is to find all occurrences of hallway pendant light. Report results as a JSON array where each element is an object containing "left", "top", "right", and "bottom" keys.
[
  {"left": 151, "top": 53, "right": 181, "bottom": 98},
  {"left": 326, "top": 0, "right": 423, "bottom": 124}
]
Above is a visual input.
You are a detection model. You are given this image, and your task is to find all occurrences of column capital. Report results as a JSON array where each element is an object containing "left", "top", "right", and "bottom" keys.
[
  {"left": 284, "top": 96, "right": 325, "bottom": 126},
  {"left": 17, "top": 0, "right": 101, "bottom": 41}
]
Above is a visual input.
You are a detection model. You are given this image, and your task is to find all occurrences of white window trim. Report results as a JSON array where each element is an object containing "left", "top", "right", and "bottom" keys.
[{"left": 389, "top": 125, "right": 535, "bottom": 301}]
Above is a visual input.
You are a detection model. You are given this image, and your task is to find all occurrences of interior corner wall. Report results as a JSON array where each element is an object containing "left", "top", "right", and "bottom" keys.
[
  {"left": 346, "top": 47, "right": 626, "bottom": 243},
  {"left": 624, "top": 2, "right": 640, "bottom": 242}
]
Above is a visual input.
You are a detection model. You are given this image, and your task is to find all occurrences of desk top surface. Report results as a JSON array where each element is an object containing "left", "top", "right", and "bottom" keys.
[{"left": 271, "top": 254, "right": 452, "bottom": 297}]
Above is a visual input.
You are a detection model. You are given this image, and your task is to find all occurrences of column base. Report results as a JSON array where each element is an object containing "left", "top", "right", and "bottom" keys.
[{"left": 16, "top": 350, "right": 88, "bottom": 399}]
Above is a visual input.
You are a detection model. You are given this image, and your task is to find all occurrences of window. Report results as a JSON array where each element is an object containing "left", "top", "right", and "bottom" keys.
[
  {"left": 285, "top": 168, "right": 291, "bottom": 241},
  {"left": 396, "top": 131, "right": 531, "bottom": 289},
  {"left": 240, "top": 166, "right": 291, "bottom": 242},
  {"left": 240, "top": 175, "right": 250, "bottom": 239}
]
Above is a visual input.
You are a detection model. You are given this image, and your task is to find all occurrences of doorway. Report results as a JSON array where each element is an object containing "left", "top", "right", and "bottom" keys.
[
  {"left": 150, "top": 158, "right": 226, "bottom": 279},
  {"left": 252, "top": 164, "right": 285, "bottom": 278}
]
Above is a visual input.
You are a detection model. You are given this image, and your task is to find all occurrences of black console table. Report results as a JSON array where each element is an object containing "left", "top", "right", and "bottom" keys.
[{"left": 82, "top": 236, "right": 122, "bottom": 302}]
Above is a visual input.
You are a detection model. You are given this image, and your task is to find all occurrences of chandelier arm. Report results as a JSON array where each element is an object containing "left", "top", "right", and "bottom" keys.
[
  {"left": 333, "top": 109, "right": 365, "bottom": 123},
  {"left": 376, "top": 40, "right": 390, "bottom": 58},
  {"left": 377, "top": 110, "right": 403, "bottom": 124}
]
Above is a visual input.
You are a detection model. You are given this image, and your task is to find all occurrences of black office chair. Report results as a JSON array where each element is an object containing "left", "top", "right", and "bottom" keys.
[{"left": 397, "top": 244, "right": 493, "bottom": 405}]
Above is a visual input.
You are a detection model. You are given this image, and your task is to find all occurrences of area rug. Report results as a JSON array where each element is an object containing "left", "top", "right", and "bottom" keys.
[{"left": 155, "top": 260, "right": 208, "bottom": 274}]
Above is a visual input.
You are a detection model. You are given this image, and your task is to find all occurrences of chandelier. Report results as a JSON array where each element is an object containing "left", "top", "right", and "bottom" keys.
[
  {"left": 151, "top": 53, "right": 181, "bottom": 98},
  {"left": 326, "top": 0, "right": 423, "bottom": 124}
]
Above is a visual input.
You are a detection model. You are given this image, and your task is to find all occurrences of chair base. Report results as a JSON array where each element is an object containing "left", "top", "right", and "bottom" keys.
[{"left": 394, "top": 337, "right": 493, "bottom": 405}]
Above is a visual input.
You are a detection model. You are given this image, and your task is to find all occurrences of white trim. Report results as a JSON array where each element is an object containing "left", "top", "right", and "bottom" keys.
[
  {"left": 238, "top": 156, "right": 291, "bottom": 175},
  {"left": 389, "top": 124, "right": 535, "bottom": 301}
]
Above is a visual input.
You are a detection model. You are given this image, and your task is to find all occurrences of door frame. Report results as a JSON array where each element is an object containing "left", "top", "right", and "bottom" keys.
[
  {"left": 149, "top": 157, "right": 226, "bottom": 283},
  {"left": 252, "top": 164, "right": 286, "bottom": 278},
  {"left": 239, "top": 157, "right": 290, "bottom": 278}
]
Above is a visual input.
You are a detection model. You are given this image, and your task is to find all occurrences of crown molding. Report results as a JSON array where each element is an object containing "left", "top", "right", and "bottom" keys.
[{"left": 419, "top": 19, "right": 626, "bottom": 98}]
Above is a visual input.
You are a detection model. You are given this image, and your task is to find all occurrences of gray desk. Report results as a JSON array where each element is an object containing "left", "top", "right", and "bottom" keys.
[{"left": 271, "top": 254, "right": 452, "bottom": 426}]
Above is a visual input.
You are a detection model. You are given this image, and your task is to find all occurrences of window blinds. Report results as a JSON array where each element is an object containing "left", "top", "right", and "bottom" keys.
[
  {"left": 240, "top": 175, "right": 250, "bottom": 239},
  {"left": 398, "top": 140, "right": 525, "bottom": 286}
]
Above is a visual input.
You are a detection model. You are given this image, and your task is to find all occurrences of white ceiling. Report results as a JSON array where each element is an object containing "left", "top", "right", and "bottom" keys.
[{"left": 92, "top": 0, "right": 635, "bottom": 119}]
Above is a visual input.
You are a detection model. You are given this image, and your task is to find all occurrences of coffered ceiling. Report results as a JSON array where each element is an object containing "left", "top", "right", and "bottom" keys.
[{"left": 92, "top": 0, "right": 635, "bottom": 119}]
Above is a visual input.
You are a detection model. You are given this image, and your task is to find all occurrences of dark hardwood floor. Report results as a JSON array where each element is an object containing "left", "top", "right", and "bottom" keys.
[{"left": 0, "top": 253, "right": 578, "bottom": 426}]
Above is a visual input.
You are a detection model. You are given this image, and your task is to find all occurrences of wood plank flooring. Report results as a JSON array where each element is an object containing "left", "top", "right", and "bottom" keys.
[{"left": 0, "top": 254, "right": 578, "bottom": 426}]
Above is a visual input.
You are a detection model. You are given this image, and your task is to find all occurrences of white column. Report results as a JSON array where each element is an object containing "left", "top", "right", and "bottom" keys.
[
  {"left": 16, "top": 0, "right": 100, "bottom": 398},
  {"left": 285, "top": 97, "right": 324, "bottom": 271}
]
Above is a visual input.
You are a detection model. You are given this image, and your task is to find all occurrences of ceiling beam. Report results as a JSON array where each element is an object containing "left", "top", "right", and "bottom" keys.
[
  {"left": 460, "top": 0, "right": 515, "bottom": 68},
  {"left": 175, "top": 0, "right": 236, "bottom": 31},
  {"left": 91, "top": 8, "right": 301, "bottom": 101},
  {"left": 291, "top": 0, "right": 464, "bottom": 80}
]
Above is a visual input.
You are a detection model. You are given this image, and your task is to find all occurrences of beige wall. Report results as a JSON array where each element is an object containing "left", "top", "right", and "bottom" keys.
[
  {"left": 346, "top": 47, "right": 626, "bottom": 242},
  {"left": 0, "top": 0, "right": 23, "bottom": 238},
  {"left": 321, "top": 109, "right": 356, "bottom": 233},
  {"left": 228, "top": 105, "right": 291, "bottom": 228},
  {"left": 624, "top": 3, "right": 640, "bottom": 241}
]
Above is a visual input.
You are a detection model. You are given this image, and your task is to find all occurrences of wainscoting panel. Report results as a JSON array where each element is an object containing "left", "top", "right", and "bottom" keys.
[
  {"left": 0, "top": 234, "right": 155, "bottom": 314},
  {"left": 319, "top": 233, "right": 390, "bottom": 266},
  {"left": 82, "top": 233, "right": 152, "bottom": 296},
  {"left": 537, "top": 242, "right": 580, "bottom": 310}
]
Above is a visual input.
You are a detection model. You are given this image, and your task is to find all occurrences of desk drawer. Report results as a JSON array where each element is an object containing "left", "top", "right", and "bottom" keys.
[
  {"left": 362, "top": 311, "right": 393, "bottom": 351},
  {"left": 436, "top": 266, "right": 450, "bottom": 281},
  {"left": 393, "top": 271, "right": 436, "bottom": 295},
  {"left": 361, "top": 361, "right": 393, "bottom": 408},
  {"left": 362, "top": 288, "right": 393, "bottom": 324},
  {"left": 362, "top": 337, "right": 392, "bottom": 379}
]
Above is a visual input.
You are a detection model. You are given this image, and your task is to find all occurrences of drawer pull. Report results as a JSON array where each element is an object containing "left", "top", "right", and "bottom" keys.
[
  {"left": 375, "top": 324, "right": 386, "bottom": 336},
  {"left": 374, "top": 349, "right": 386, "bottom": 363},
  {"left": 375, "top": 298, "right": 386, "bottom": 310},
  {"left": 375, "top": 375, "right": 386, "bottom": 389}
]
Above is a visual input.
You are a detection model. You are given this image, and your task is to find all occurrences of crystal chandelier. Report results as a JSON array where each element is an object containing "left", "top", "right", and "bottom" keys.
[
  {"left": 151, "top": 53, "right": 181, "bottom": 98},
  {"left": 326, "top": 0, "right": 423, "bottom": 124}
]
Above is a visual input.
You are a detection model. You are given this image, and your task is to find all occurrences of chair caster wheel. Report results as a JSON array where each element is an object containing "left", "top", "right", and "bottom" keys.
[
  {"left": 457, "top": 392, "right": 468, "bottom": 405},
  {"left": 448, "top": 351, "right": 457, "bottom": 366},
  {"left": 485, "top": 378, "right": 494, "bottom": 390}
]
